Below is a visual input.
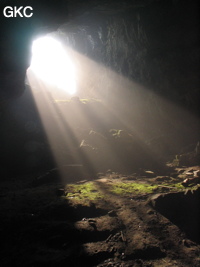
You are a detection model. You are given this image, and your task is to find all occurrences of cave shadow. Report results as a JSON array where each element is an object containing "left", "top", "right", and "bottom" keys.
[{"left": 151, "top": 188, "right": 200, "bottom": 244}]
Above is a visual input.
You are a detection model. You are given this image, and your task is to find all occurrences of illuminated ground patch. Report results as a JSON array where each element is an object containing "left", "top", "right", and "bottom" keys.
[
  {"left": 65, "top": 179, "right": 198, "bottom": 204},
  {"left": 109, "top": 182, "right": 158, "bottom": 196},
  {"left": 65, "top": 182, "right": 104, "bottom": 204}
]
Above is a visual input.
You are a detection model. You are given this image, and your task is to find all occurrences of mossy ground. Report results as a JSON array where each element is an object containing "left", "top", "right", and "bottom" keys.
[
  {"left": 64, "top": 178, "right": 198, "bottom": 205},
  {"left": 109, "top": 182, "right": 157, "bottom": 195},
  {"left": 65, "top": 182, "right": 104, "bottom": 204},
  {"left": 0, "top": 169, "right": 199, "bottom": 267},
  {"left": 65, "top": 181, "right": 158, "bottom": 204}
]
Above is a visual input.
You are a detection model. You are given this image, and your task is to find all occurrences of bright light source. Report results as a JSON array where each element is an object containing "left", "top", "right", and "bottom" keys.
[{"left": 30, "top": 36, "right": 76, "bottom": 95}]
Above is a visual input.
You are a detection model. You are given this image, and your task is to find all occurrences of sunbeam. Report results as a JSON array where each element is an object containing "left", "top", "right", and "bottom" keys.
[{"left": 26, "top": 34, "right": 200, "bottom": 182}]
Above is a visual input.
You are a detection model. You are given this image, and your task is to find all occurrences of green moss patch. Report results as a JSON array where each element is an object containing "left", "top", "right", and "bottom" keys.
[
  {"left": 65, "top": 182, "right": 103, "bottom": 204},
  {"left": 169, "top": 183, "right": 185, "bottom": 190},
  {"left": 108, "top": 182, "right": 158, "bottom": 196},
  {"left": 157, "top": 182, "right": 198, "bottom": 192},
  {"left": 64, "top": 179, "right": 198, "bottom": 205}
]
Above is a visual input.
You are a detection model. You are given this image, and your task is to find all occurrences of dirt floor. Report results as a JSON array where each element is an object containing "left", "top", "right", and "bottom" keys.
[{"left": 0, "top": 166, "right": 200, "bottom": 267}]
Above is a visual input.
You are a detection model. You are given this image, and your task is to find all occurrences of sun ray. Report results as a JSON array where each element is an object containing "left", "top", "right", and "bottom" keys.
[{"left": 26, "top": 35, "right": 200, "bottom": 182}]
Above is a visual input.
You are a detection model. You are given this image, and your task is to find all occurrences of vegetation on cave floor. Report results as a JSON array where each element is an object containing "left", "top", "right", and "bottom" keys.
[
  {"left": 105, "top": 181, "right": 158, "bottom": 195},
  {"left": 65, "top": 178, "right": 199, "bottom": 205},
  {"left": 65, "top": 182, "right": 104, "bottom": 205}
]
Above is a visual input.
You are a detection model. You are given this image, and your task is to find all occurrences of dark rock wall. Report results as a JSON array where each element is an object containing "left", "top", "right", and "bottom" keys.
[{"left": 55, "top": 0, "right": 200, "bottom": 112}]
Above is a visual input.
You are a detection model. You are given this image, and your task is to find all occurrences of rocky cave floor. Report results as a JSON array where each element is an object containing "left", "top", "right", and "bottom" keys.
[{"left": 0, "top": 165, "right": 200, "bottom": 267}]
